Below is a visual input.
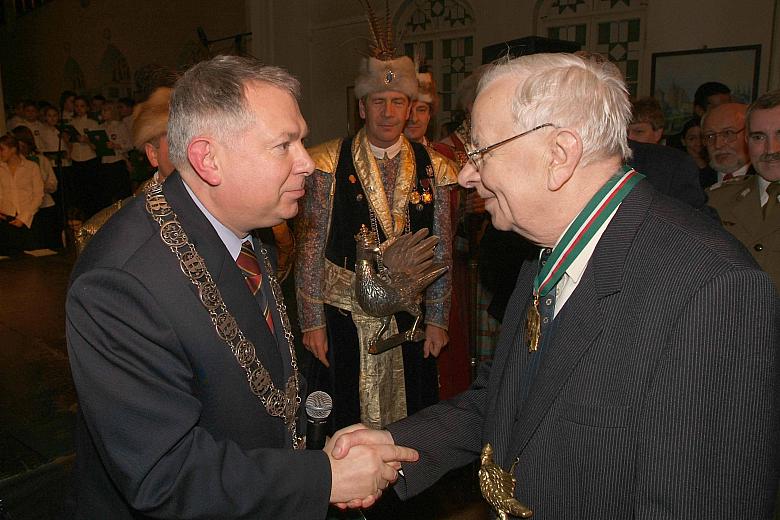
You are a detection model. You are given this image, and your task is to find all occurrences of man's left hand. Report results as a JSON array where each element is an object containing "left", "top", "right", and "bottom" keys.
[{"left": 424, "top": 324, "right": 448, "bottom": 358}]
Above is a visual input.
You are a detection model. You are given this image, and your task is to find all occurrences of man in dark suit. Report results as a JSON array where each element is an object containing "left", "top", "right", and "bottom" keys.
[
  {"left": 66, "top": 55, "right": 416, "bottom": 519},
  {"left": 332, "top": 53, "right": 778, "bottom": 518},
  {"left": 628, "top": 139, "right": 717, "bottom": 218}
]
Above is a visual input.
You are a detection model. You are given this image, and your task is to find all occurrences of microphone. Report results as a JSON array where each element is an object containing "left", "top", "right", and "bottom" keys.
[{"left": 305, "top": 391, "right": 333, "bottom": 450}]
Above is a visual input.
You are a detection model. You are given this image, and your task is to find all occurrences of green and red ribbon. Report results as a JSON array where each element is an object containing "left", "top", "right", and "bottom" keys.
[{"left": 534, "top": 166, "right": 644, "bottom": 300}]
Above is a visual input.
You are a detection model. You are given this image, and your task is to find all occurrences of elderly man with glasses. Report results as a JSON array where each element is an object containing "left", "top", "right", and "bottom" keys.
[
  {"left": 331, "top": 53, "right": 778, "bottom": 519},
  {"left": 707, "top": 90, "right": 780, "bottom": 287},
  {"left": 702, "top": 102, "right": 754, "bottom": 184}
]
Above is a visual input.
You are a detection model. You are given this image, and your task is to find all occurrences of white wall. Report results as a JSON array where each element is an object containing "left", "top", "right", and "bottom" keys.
[
  {"left": 2, "top": 1, "right": 776, "bottom": 139},
  {"left": 0, "top": 0, "right": 247, "bottom": 104},
  {"left": 640, "top": 0, "right": 776, "bottom": 96}
]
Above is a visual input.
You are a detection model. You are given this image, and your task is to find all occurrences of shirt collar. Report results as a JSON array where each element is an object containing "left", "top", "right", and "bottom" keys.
[
  {"left": 182, "top": 179, "right": 247, "bottom": 261},
  {"left": 757, "top": 174, "right": 770, "bottom": 195},
  {"left": 757, "top": 174, "right": 772, "bottom": 205},
  {"left": 369, "top": 136, "right": 403, "bottom": 160},
  {"left": 553, "top": 204, "right": 621, "bottom": 286},
  {"left": 718, "top": 163, "right": 750, "bottom": 183}
]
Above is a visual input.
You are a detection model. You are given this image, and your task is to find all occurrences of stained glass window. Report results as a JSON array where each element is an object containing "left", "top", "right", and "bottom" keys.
[
  {"left": 399, "top": 0, "right": 475, "bottom": 129},
  {"left": 538, "top": 0, "right": 645, "bottom": 97}
]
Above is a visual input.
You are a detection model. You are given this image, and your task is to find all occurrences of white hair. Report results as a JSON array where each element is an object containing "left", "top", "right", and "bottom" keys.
[{"left": 478, "top": 53, "right": 632, "bottom": 165}]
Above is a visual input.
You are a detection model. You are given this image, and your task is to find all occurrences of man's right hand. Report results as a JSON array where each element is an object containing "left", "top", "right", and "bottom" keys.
[
  {"left": 325, "top": 425, "right": 417, "bottom": 508},
  {"left": 303, "top": 328, "right": 329, "bottom": 367}
]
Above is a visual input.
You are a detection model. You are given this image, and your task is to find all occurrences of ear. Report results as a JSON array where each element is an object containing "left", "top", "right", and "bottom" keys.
[
  {"left": 144, "top": 142, "right": 159, "bottom": 168},
  {"left": 547, "top": 128, "right": 582, "bottom": 191},
  {"left": 187, "top": 137, "right": 221, "bottom": 186},
  {"left": 358, "top": 98, "right": 367, "bottom": 120},
  {"left": 652, "top": 128, "right": 664, "bottom": 144}
]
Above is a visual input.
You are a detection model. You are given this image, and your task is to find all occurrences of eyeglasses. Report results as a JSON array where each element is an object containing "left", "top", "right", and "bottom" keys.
[
  {"left": 466, "top": 123, "right": 554, "bottom": 171},
  {"left": 702, "top": 127, "right": 744, "bottom": 146}
]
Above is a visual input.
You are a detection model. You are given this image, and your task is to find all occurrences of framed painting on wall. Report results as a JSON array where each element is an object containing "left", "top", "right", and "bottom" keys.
[{"left": 650, "top": 44, "right": 761, "bottom": 136}]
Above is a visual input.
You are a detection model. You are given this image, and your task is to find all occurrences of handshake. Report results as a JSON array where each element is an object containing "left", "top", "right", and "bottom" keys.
[{"left": 324, "top": 424, "right": 415, "bottom": 509}]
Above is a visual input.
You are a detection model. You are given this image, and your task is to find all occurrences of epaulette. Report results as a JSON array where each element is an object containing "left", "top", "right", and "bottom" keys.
[
  {"left": 307, "top": 139, "right": 342, "bottom": 175},
  {"left": 707, "top": 174, "right": 751, "bottom": 192}
]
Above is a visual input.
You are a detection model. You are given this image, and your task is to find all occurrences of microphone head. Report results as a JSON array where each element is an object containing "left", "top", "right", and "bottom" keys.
[{"left": 305, "top": 391, "right": 333, "bottom": 420}]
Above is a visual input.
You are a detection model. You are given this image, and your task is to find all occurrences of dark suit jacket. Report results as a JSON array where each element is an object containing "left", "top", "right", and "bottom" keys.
[
  {"left": 66, "top": 173, "right": 330, "bottom": 519},
  {"left": 388, "top": 181, "right": 779, "bottom": 518}
]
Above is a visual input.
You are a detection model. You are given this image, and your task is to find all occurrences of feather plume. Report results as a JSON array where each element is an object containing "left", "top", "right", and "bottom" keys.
[{"left": 358, "top": 0, "right": 394, "bottom": 60}]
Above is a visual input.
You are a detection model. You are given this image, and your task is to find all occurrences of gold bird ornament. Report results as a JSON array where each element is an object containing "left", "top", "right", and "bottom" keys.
[
  {"left": 479, "top": 443, "right": 533, "bottom": 519},
  {"left": 353, "top": 225, "right": 448, "bottom": 354}
]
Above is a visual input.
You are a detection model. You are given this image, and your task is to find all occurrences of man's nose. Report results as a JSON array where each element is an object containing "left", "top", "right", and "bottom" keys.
[
  {"left": 768, "top": 135, "right": 780, "bottom": 154},
  {"left": 297, "top": 146, "right": 315, "bottom": 175},
  {"left": 381, "top": 101, "right": 393, "bottom": 118},
  {"left": 713, "top": 133, "right": 730, "bottom": 148},
  {"left": 458, "top": 160, "right": 478, "bottom": 189}
]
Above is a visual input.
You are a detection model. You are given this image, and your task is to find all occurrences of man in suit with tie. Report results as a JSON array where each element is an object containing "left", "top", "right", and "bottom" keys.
[
  {"left": 708, "top": 90, "right": 780, "bottom": 287},
  {"left": 332, "top": 53, "right": 778, "bottom": 518},
  {"left": 66, "top": 55, "right": 416, "bottom": 519}
]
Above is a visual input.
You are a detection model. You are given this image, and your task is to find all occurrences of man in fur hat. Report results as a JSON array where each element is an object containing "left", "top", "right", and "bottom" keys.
[
  {"left": 404, "top": 70, "right": 438, "bottom": 146},
  {"left": 295, "top": 47, "right": 458, "bottom": 433}
]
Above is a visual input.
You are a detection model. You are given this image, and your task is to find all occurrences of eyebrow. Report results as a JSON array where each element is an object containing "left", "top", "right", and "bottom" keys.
[{"left": 275, "top": 127, "right": 309, "bottom": 143}]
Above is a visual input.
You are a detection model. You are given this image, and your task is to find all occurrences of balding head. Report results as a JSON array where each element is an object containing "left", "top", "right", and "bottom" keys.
[{"left": 701, "top": 103, "right": 749, "bottom": 174}]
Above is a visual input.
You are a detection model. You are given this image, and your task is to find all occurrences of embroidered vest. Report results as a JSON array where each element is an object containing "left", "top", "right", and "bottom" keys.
[{"left": 325, "top": 137, "right": 436, "bottom": 271}]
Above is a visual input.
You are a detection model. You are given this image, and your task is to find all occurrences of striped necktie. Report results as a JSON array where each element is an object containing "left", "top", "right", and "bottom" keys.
[{"left": 236, "top": 240, "right": 275, "bottom": 334}]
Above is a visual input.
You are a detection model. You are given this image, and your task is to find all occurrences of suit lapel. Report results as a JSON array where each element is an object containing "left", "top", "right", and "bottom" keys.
[
  {"left": 506, "top": 273, "right": 603, "bottom": 459},
  {"left": 483, "top": 260, "right": 537, "bottom": 466},
  {"left": 161, "top": 174, "right": 284, "bottom": 386},
  {"left": 503, "top": 181, "right": 654, "bottom": 462}
]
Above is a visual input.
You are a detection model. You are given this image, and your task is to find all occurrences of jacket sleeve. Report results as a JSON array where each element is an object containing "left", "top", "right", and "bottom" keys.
[
  {"left": 67, "top": 268, "right": 332, "bottom": 519},
  {"left": 39, "top": 155, "right": 58, "bottom": 194},
  {"left": 634, "top": 268, "right": 779, "bottom": 518},
  {"left": 424, "top": 152, "right": 458, "bottom": 328},
  {"left": 386, "top": 359, "right": 489, "bottom": 499},
  {"left": 294, "top": 170, "right": 334, "bottom": 332}
]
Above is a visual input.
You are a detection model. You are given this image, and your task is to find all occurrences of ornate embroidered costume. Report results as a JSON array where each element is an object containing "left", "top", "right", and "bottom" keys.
[{"left": 295, "top": 128, "right": 457, "bottom": 429}]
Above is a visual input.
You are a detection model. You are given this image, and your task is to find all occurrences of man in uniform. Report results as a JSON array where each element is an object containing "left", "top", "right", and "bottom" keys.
[
  {"left": 295, "top": 43, "right": 458, "bottom": 432},
  {"left": 708, "top": 89, "right": 780, "bottom": 286}
]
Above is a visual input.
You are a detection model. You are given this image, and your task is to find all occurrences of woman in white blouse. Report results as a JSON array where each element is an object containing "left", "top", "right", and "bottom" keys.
[{"left": 0, "top": 134, "right": 44, "bottom": 255}]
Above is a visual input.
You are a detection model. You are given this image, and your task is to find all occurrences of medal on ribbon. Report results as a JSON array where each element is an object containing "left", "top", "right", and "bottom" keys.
[{"left": 526, "top": 166, "right": 643, "bottom": 352}]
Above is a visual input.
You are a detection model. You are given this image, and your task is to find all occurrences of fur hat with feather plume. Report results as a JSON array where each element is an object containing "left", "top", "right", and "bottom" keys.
[{"left": 354, "top": 0, "right": 417, "bottom": 100}]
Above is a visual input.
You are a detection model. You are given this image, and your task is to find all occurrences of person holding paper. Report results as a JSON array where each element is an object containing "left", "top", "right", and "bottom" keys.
[
  {"left": 68, "top": 95, "right": 101, "bottom": 218},
  {"left": 97, "top": 101, "right": 132, "bottom": 205}
]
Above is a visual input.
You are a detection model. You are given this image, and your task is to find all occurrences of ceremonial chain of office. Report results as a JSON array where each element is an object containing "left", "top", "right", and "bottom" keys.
[{"left": 144, "top": 182, "right": 303, "bottom": 449}]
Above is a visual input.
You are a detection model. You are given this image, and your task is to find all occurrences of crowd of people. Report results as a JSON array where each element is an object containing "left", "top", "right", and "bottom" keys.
[
  {"left": 0, "top": 92, "right": 150, "bottom": 255},
  {"left": 2, "top": 34, "right": 777, "bottom": 520}
]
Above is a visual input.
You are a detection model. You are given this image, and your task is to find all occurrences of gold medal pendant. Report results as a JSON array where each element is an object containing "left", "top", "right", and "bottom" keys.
[
  {"left": 479, "top": 444, "right": 533, "bottom": 519},
  {"left": 525, "top": 297, "right": 541, "bottom": 352}
]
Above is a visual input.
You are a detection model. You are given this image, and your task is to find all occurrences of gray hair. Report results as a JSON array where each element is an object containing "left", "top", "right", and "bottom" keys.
[
  {"left": 746, "top": 89, "right": 780, "bottom": 132},
  {"left": 478, "top": 53, "right": 632, "bottom": 165},
  {"left": 168, "top": 55, "right": 301, "bottom": 168}
]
